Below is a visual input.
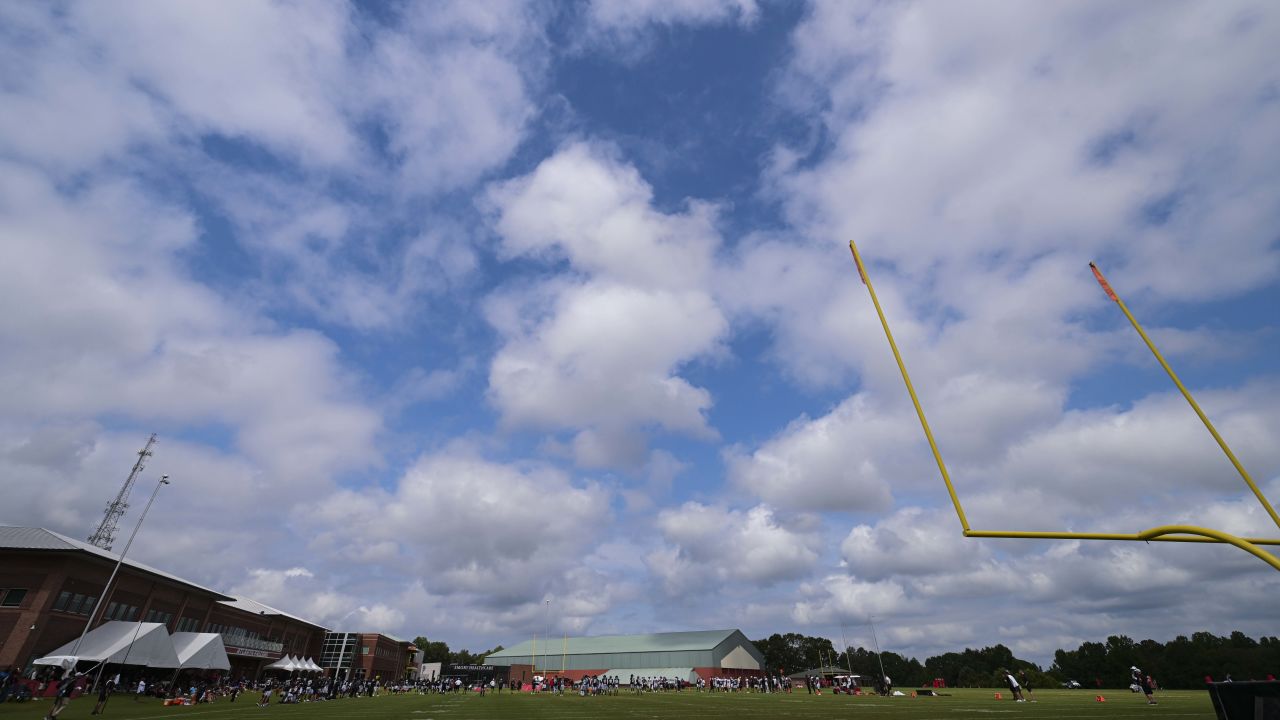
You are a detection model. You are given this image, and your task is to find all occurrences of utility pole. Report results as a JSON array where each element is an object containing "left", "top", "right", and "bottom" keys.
[{"left": 88, "top": 434, "right": 157, "bottom": 550}]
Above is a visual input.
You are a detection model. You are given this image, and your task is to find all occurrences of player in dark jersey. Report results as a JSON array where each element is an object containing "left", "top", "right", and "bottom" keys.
[
  {"left": 1132, "top": 667, "right": 1156, "bottom": 705},
  {"left": 1018, "top": 670, "right": 1036, "bottom": 702}
]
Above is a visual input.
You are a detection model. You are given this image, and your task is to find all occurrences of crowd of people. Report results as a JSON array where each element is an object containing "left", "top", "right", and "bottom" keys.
[
  {"left": 1, "top": 665, "right": 456, "bottom": 714},
  {"left": 0, "top": 661, "right": 1210, "bottom": 713},
  {"left": 0, "top": 666, "right": 910, "bottom": 708},
  {"left": 705, "top": 675, "right": 791, "bottom": 692}
]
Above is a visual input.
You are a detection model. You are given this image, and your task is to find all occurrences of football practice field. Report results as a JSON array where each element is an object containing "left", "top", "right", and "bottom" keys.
[{"left": 0, "top": 688, "right": 1218, "bottom": 720}]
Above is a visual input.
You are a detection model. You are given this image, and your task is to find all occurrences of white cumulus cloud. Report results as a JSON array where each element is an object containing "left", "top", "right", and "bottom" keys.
[{"left": 484, "top": 142, "right": 728, "bottom": 468}]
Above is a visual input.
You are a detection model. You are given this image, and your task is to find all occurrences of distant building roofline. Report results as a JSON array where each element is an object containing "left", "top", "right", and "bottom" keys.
[
  {"left": 487, "top": 628, "right": 751, "bottom": 658},
  {"left": 0, "top": 526, "right": 234, "bottom": 601},
  {"left": 218, "top": 596, "right": 328, "bottom": 631},
  {"left": 0, "top": 525, "right": 329, "bottom": 630}
]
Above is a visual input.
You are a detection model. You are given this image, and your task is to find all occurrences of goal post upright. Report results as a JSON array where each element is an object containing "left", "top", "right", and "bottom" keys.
[
  {"left": 847, "top": 240, "right": 970, "bottom": 534},
  {"left": 1088, "top": 261, "right": 1280, "bottom": 532}
]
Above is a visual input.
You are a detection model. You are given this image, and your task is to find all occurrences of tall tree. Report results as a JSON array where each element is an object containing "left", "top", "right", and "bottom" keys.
[
  {"left": 412, "top": 637, "right": 451, "bottom": 664},
  {"left": 753, "top": 633, "right": 833, "bottom": 673},
  {"left": 924, "top": 645, "right": 1036, "bottom": 688},
  {"left": 1049, "top": 630, "right": 1280, "bottom": 688},
  {"left": 837, "top": 646, "right": 928, "bottom": 686}
]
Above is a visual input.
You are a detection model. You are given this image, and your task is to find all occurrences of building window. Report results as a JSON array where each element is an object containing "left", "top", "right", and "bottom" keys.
[
  {"left": 362, "top": 646, "right": 370, "bottom": 655},
  {"left": 57, "top": 593, "right": 97, "bottom": 616},
  {"left": 76, "top": 595, "right": 97, "bottom": 615},
  {"left": 177, "top": 617, "right": 201, "bottom": 633},
  {"left": 320, "top": 633, "right": 358, "bottom": 669},
  {"left": 104, "top": 602, "right": 139, "bottom": 621},
  {"left": 0, "top": 588, "right": 26, "bottom": 607},
  {"left": 144, "top": 609, "right": 173, "bottom": 626}
]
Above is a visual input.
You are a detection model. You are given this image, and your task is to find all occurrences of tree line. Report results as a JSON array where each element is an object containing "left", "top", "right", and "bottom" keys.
[
  {"left": 412, "top": 636, "right": 504, "bottom": 666},
  {"left": 752, "top": 630, "right": 1278, "bottom": 689}
]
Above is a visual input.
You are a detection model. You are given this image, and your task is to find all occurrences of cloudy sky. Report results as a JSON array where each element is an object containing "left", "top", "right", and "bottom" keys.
[{"left": 3, "top": 0, "right": 1278, "bottom": 665}]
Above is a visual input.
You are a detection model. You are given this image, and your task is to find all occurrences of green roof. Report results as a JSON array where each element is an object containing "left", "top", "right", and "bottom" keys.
[{"left": 487, "top": 629, "right": 741, "bottom": 658}]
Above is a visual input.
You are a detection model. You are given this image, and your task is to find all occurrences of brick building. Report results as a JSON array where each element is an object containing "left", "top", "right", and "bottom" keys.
[
  {"left": 320, "top": 632, "right": 415, "bottom": 681},
  {"left": 0, "top": 527, "right": 327, "bottom": 679}
]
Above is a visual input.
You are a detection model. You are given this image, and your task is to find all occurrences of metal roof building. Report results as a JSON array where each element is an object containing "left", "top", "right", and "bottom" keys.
[
  {"left": 0, "top": 526, "right": 232, "bottom": 599},
  {"left": 0, "top": 526, "right": 326, "bottom": 677},
  {"left": 485, "top": 629, "right": 765, "bottom": 676}
]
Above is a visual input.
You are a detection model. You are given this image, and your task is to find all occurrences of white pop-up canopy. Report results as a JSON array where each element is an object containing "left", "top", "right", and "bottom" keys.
[
  {"left": 171, "top": 633, "right": 231, "bottom": 671},
  {"left": 265, "top": 655, "right": 297, "bottom": 671},
  {"left": 36, "top": 622, "right": 179, "bottom": 668}
]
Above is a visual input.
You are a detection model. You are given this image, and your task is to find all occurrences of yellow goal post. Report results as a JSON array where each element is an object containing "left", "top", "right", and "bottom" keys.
[{"left": 846, "top": 240, "right": 1280, "bottom": 571}]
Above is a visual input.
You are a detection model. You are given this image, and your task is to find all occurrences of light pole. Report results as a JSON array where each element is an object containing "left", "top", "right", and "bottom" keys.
[
  {"left": 839, "top": 623, "right": 854, "bottom": 676},
  {"left": 72, "top": 474, "right": 171, "bottom": 661},
  {"left": 868, "top": 615, "right": 887, "bottom": 694},
  {"left": 542, "top": 600, "right": 550, "bottom": 678}
]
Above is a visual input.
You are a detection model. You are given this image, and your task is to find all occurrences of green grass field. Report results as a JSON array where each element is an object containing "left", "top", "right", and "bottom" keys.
[{"left": 0, "top": 688, "right": 1217, "bottom": 720}]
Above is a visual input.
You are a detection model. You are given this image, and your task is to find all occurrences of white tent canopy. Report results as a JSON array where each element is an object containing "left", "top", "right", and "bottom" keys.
[
  {"left": 32, "top": 656, "right": 77, "bottom": 671},
  {"left": 36, "top": 622, "right": 179, "bottom": 668},
  {"left": 265, "top": 655, "right": 297, "bottom": 671},
  {"left": 171, "top": 633, "right": 231, "bottom": 671},
  {"left": 271, "top": 654, "right": 324, "bottom": 673}
]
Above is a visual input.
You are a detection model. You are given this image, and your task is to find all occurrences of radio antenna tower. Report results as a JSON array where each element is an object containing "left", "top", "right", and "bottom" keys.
[{"left": 88, "top": 433, "right": 157, "bottom": 551}]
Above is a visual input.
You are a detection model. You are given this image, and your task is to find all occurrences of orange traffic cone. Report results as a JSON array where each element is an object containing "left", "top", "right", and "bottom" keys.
[
  {"left": 1096, "top": 695, "right": 1106, "bottom": 702},
  {"left": 994, "top": 692, "right": 1002, "bottom": 700}
]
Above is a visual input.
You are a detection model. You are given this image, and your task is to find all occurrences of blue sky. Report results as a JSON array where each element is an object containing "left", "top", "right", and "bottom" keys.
[{"left": 2, "top": 0, "right": 1279, "bottom": 664}]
